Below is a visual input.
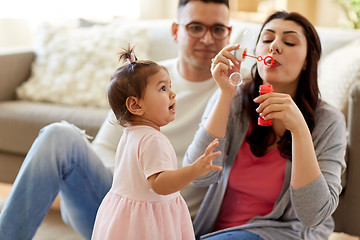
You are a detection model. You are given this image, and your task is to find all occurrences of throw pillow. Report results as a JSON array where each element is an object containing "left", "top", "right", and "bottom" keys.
[
  {"left": 318, "top": 39, "right": 360, "bottom": 116},
  {"left": 16, "top": 21, "right": 149, "bottom": 108}
]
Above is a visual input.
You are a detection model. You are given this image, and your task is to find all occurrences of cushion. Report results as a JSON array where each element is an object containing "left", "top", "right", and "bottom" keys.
[
  {"left": 318, "top": 39, "right": 360, "bottom": 116},
  {"left": 16, "top": 21, "right": 149, "bottom": 108}
]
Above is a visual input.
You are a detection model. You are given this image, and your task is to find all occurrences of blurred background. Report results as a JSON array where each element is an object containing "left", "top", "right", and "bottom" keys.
[{"left": 0, "top": 0, "right": 359, "bottom": 50}]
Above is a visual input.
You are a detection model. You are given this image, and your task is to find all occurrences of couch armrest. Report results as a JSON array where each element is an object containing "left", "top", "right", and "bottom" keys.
[
  {"left": 0, "top": 50, "right": 35, "bottom": 101},
  {"left": 333, "top": 82, "right": 360, "bottom": 236}
]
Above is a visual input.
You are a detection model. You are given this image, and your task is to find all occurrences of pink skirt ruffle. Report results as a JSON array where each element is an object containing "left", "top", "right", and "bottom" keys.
[{"left": 92, "top": 192, "right": 195, "bottom": 240}]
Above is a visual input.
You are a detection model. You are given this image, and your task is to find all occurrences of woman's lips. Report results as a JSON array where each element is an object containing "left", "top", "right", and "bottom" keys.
[{"left": 268, "top": 59, "right": 280, "bottom": 67}]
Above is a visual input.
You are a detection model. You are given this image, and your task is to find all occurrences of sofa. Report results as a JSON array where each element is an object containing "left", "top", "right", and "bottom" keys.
[{"left": 0, "top": 18, "right": 360, "bottom": 236}]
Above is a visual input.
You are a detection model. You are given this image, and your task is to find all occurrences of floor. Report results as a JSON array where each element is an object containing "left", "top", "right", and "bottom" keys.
[
  {"left": 330, "top": 233, "right": 360, "bottom": 240},
  {"left": 1, "top": 183, "right": 359, "bottom": 240},
  {"left": 33, "top": 210, "right": 81, "bottom": 240}
]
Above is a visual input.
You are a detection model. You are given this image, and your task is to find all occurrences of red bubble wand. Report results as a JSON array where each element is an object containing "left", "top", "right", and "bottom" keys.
[{"left": 229, "top": 48, "right": 274, "bottom": 86}]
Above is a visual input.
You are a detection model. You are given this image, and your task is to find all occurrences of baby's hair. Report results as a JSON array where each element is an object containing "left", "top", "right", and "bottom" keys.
[
  {"left": 118, "top": 45, "right": 138, "bottom": 64},
  {"left": 107, "top": 45, "right": 167, "bottom": 126}
]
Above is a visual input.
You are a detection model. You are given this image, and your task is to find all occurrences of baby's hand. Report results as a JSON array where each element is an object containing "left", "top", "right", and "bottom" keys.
[{"left": 193, "top": 139, "right": 222, "bottom": 177}]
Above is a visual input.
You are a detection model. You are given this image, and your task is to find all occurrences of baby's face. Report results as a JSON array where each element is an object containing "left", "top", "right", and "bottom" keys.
[{"left": 138, "top": 69, "right": 176, "bottom": 129}]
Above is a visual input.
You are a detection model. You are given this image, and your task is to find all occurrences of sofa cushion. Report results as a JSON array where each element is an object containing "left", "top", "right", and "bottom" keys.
[
  {"left": 318, "top": 39, "right": 360, "bottom": 117},
  {"left": 0, "top": 101, "right": 108, "bottom": 155},
  {"left": 0, "top": 152, "right": 25, "bottom": 183},
  {"left": 16, "top": 21, "right": 149, "bottom": 108}
]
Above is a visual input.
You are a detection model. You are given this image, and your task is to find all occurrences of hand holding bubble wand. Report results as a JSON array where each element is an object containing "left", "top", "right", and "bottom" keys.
[{"left": 229, "top": 48, "right": 274, "bottom": 86}]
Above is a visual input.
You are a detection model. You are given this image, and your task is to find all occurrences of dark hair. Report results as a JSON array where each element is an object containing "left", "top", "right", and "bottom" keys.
[
  {"left": 107, "top": 46, "right": 166, "bottom": 126},
  {"left": 178, "top": 0, "right": 229, "bottom": 9},
  {"left": 242, "top": 11, "right": 322, "bottom": 159}
]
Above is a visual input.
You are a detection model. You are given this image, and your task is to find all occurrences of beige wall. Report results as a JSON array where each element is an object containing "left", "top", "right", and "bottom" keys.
[
  {"left": 0, "top": 19, "right": 33, "bottom": 49},
  {"left": 315, "top": 0, "right": 348, "bottom": 27},
  {"left": 139, "top": 0, "right": 178, "bottom": 19},
  {"left": 141, "top": 0, "right": 350, "bottom": 28},
  {"left": 0, "top": 0, "right": 352, "bottom": 50},
  {"left": 229, "top": 0, "right": 349, "bottom": 28}
]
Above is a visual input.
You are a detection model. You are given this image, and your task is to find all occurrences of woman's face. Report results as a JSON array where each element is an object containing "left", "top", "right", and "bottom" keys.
[{"left": 255, "top": 19, "right": 307, "bottom": 94}]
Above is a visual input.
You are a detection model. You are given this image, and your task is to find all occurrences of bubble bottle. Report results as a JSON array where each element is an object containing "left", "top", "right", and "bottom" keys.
[
  {"left": 229, "top": 48, "right": 274, "bottom": 86},
  {"left": 258, "top": 84, "right": 273, "bottom": 126}
]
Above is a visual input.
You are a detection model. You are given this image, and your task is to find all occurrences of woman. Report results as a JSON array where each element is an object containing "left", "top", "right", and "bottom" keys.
[{"left": 184, "top": 11, "right": 346, "bottom": 240}]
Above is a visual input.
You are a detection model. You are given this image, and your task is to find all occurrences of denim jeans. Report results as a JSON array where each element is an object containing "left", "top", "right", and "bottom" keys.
[
  {"left": 202, "top": 230, "right": 264, "bottom": 240},
  {"left": 0, "top": 122, "right": 113, "bottom": 240}
]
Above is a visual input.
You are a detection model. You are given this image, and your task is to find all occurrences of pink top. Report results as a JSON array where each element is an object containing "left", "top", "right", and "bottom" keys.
[
  {"left": 92, "top": 125, "right": 195, "bottom": 240},
  {"left": 216, "top": 134, "right": 287, "bottom": 230}
]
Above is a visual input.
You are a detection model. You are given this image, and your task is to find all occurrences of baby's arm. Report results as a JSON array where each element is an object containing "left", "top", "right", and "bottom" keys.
[{"left": 148, "top": 139, "right": 222, "bottom": 195}]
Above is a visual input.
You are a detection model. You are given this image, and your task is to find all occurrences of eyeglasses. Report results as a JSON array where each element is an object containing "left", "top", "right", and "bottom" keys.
[{"left": 178, "top": 22, "right": 231, "bottom": 40}]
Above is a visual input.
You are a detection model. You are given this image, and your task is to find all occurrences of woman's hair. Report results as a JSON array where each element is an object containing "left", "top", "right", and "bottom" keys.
[
  {"left": 242, "top": 11, "right": 322, "bottom": 159},
  {"left": 107, "top": 46, "right": 166, "bottom": 126}
]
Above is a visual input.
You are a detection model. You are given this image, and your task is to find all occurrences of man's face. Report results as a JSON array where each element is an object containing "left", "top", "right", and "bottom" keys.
[{"left": 173, "top": 1, "right": 231, "bottom": 71}]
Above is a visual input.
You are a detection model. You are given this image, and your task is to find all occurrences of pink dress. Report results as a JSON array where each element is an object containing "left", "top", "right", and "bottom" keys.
[{"left": 92, "top": 125, "right": 195, "bottom": 240}]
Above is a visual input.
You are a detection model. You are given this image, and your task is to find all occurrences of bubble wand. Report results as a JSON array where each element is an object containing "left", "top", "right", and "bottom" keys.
[{"left": 229, "top": 48, "right": 274, "bottom": 86}]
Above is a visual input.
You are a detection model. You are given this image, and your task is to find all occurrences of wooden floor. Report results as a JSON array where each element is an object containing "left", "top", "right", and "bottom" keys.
[
  {"left": 1, "top": 183, "right": 359, "bottom": 240},
  {"left": 330, "top": 233, "right": 360, "bottom": 240},
  {"left": 33, "top": 210, "right": 81, "bottom": 240}
]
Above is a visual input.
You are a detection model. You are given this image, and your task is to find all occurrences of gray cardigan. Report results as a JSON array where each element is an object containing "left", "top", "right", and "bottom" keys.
[{"left": 183, "top": 88, "right": 347, "bottom": 240}]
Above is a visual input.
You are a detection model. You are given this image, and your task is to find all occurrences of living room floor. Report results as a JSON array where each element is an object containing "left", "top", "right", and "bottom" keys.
[{"left": 0, "top": 183, "right": 359, "bottom": 240}]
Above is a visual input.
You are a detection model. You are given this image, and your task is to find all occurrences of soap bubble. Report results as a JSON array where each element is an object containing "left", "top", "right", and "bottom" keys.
[
  {"left": 229, "top": 51, "right": 274, "bottom": 86},
  {"left": 229, "top": 72, "right": 243, "bottom": 86}
]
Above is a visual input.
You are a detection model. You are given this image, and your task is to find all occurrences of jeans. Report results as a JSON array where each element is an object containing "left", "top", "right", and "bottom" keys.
[
  {"left": 0, "top": 122, "right": 113, "bottom": 240},
  {"left": 202, "top": 230, "right": 264, "bottom": 240}
]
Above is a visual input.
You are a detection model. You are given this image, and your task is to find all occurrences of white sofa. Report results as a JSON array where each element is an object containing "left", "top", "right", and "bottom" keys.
[{"left": 1, "top": 18, "right": 360, "bottom": 236}]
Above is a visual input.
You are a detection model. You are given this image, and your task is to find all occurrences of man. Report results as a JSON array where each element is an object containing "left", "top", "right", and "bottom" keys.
[{"left": 0, "top": 0, "right": 231, "bottom": 239}]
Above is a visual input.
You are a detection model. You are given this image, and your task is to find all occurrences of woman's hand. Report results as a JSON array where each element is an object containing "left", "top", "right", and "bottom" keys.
[
  {"left": 204, "top": 45, "right": 243, "bottom": 138},
  {"left": 254, "top": 92, "right": 308, "bottom": 133},
  {"left": 211, "top": 44, "right": 241, "bottom": 96},
  {"left": 254, "top": 92, "right": 323, "bottom": 189}
]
